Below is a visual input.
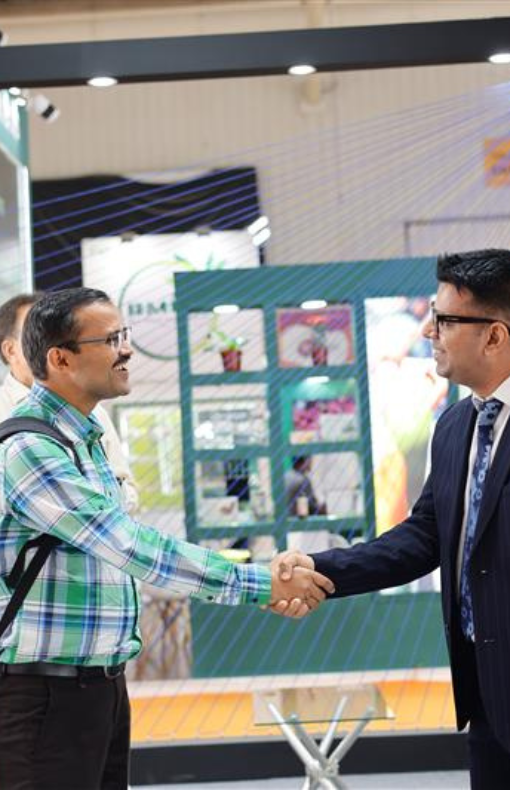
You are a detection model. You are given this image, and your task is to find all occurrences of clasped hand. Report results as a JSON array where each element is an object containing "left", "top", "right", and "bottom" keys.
[{"left": 268, "top": 550, "right": 334, "bottom": 619}]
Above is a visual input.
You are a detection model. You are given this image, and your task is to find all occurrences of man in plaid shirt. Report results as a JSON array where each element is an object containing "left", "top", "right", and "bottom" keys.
[{"left": 0, "top": 287, "right": 334, "bottom": 790}]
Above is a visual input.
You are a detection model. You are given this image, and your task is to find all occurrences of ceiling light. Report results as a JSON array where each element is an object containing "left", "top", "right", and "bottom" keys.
[
  {"left": 87, "top": 76, "right": 118, "bottom": 88},
  {"left": 213, "top": 304, "right": 240, "bottom": 315},
  {"left": 252, "top": 227, "right": 271, "bottom": 247},
  {"left": 301, "top": 300, "right": 327, "bottom": 310},
  {"left": 247, "top": 215, "right": 269, "bottom": 236},
  {"left": 488, "top": 53, "right": 510, "bottom": 65},
  {"left": 8, "top": 87, "right": 22, "bottom": 97},
  {"left": 288, "top": 64, "right": 317, "bottom": 76}
]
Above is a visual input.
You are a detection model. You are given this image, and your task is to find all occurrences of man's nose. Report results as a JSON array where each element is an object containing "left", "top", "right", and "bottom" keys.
[
  {"left": 421, "top": 315, "right": 436, "bottom": 339},
  {"left": 120, "top": 338, "right": 134, "bottom": 355}
]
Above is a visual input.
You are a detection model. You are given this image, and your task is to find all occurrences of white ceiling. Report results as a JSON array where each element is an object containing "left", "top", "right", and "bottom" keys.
[{"left": 2, "top": 1, "right": 510, "bottom": 45}]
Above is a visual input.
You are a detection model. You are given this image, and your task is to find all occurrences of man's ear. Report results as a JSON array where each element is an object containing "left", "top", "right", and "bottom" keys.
[
  {"left": 46, "top": 347, "right": 71, "bottom": 373},
  {"left": 486, "top": 323, "right": 509, "bottom": 353},
  {"left": 1, "top": 338, "right": 15, "bottom": 364},
  {"left": 485, "top": 321, "right": 508, "bottom": 356}
]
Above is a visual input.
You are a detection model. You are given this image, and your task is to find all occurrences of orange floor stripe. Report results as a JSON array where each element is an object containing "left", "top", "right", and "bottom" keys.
[{"left": 131, "top": 680, "right": 457, "bottom": 744}]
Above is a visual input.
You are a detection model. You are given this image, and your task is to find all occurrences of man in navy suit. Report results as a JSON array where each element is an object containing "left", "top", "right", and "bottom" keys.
[{"left": 274, "top": 249, "right": 510, "bottom": 789}]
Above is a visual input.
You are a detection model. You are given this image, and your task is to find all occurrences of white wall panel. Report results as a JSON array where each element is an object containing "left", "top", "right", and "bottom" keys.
[{"left": 29, "top": 58, "right": 510, "bottom": 265}]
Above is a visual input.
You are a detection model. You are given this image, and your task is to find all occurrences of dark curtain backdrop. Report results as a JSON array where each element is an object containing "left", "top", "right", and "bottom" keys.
[{"left": 32, "top": 167, "right": 262, "bottom": 291}]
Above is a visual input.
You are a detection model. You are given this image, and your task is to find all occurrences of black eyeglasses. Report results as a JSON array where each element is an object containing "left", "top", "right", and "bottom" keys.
[
  {"left": 430, "top": 303, "right": 510, "bottom": 336},
  {"left": 57, "top": 326, "right": 132, "bottom": 352}
]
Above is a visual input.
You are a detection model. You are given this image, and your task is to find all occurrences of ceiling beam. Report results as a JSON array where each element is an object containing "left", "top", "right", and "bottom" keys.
[{"left": 0, "top": 17, "right": 509, "bottom": 88}]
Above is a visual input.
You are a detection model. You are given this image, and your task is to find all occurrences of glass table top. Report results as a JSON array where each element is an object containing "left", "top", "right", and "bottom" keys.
[{"left": 253, "top": 684, "right": 393, "bottom": 726}]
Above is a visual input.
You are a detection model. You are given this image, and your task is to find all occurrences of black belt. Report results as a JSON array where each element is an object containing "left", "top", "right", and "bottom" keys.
[{"left": 0, "top": 662, "right": 125, "bottom": 679}]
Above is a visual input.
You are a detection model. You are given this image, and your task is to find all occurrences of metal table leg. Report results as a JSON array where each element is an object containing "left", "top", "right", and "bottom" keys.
[
  {"left": 327, "top": 706, "right": 374, "bottom": 765},
  {"left": 266, "top": 703, "right": 324, "bottom": 778},
  {"left": 265, "top": 699, "right": 365, "bottom": 790}
]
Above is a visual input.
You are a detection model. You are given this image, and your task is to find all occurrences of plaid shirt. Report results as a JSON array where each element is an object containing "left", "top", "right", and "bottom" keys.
[{"left": 0, "top": 384, "right": 271, "bottom": 666}]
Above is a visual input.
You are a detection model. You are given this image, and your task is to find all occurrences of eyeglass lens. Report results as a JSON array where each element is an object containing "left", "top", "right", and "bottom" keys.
[{"left": 110, "top": 327, "right": 132, "bottom": 348}]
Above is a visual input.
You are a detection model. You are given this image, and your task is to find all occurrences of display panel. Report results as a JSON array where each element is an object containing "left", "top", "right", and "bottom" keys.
[
  {"left": 365, "top": 296, "right": 448, "bottom": 538},
  {"left": 284, "top": 451, "right": 364, "bottom": 519},
  {"left": 196, "top": 456, "right": 273, "bottom": 526},
  {"left": 189, "top": 308, "right": 266, "bottom": 374},
  {"left": 276, "top": 304, "right": 354, "bottom": 368},
  {"left": 193, "top": 384, "right": 269, "bottom": 449},
  {"left": 115, "top": 404, "right": 183, "bottom": 513},
  {"left": 282, "top": 378, "right": 359, "bottom": 444}
]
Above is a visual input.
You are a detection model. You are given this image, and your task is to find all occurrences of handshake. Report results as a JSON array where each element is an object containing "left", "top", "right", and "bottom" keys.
[{"left": 268, "top": 551, "right": 335, "bottom": 619}]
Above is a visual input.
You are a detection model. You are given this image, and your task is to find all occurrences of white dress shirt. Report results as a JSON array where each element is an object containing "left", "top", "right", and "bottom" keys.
[
  {"left": 0, "top": 372, "right": 139, "bottom": 514},
  {"left": 456, "top": 375, "right": 510, "bottom": 594}
]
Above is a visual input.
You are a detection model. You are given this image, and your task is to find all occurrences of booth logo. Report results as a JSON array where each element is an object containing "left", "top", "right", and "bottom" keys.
[{"left": 118, "top": 259, "right": 194, "bottom": 361}]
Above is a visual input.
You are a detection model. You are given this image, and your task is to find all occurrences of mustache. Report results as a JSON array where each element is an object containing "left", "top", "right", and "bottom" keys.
[{"left": 113, "top": 354, "right": 131, "bottom": 368}]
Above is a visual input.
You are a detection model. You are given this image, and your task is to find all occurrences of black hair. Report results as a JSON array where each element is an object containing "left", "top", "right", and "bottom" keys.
[
  {"left": 437, "top": 249, "right": 510, "bottom": 317},
  {"left": 22, "top": 287, "right": 111, "bottom": 380},
  {"left": 292, "top": 455, "right": 310, "bottom": 471},
  {"left": 0, "top": 292, "right": 44, "bottom": 364}
]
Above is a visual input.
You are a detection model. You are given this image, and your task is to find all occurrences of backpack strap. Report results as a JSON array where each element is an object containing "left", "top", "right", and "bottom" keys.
[
  {"left": 0, "top": 417, "right": 83, "bottom": 473},
  {"left": 0, "top": 535, "right": 61, "bottom": 642},
  {"left": 0, "top": 417, "right": 83, "bottom": 641}
]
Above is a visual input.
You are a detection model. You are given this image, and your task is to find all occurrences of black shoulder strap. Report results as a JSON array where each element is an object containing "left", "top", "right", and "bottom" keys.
[
  {"left": 0, "top": 417, "right": 83, "bottom": 473},
  {"left": 0, "top": 416, "right": 83, "bottom": 641}
]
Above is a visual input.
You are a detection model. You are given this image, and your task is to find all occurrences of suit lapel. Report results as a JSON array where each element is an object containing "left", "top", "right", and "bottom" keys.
[{"left": 473, "top": 412, "right": 510, "bottom": 551}]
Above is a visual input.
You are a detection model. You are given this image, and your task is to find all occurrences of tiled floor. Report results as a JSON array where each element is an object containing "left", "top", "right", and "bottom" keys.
[{"left": 138, "top": 771, "right": 469, "bottom": 789}]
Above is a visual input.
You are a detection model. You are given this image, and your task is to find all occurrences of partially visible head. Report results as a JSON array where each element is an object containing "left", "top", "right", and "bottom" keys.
[
  {"left": 437, "top": 249, "right": 510, "bottom": 317},
  {"left": 22, "top": 287, "right": 133, "bottom": 413},
  {"left": 292, "top": 455, "right": 312, "bottom": 473},
  {"left": 0, "top": 292, "right": 44, "bottom": 386},
  {"left": 423, "top": 249, "right": 510, "bottom": 395}
]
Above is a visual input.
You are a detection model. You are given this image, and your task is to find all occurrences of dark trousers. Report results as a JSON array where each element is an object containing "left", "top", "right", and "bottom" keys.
[
  {"left": 0, "top": 672, "right": 130, "bottom": 790},
  {"left": 465, "top": 644, "right": 510, "bottom": 790}
]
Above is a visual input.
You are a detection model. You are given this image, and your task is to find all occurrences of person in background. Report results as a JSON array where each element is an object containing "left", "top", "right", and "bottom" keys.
[
  {"left": 0, "top": 287, "right": 333, "bottom": 790},
  {"left": 284, "top": 455, "right": 326, "bottom": 516},
  {"left": 0, "top": 293, "right": 139, "bottom": 513},
  {"left": 274, "top": 249, "right": 510, "bottom": 790}
]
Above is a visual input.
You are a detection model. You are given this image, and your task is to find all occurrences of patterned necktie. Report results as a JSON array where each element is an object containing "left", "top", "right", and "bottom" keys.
[{"left": 460, "top": 397, "right": 504, "bottom": 639}]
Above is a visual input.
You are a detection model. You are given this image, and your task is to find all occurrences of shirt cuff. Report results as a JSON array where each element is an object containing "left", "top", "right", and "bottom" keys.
[{"left": 237, "top": 563, "right": 272, "bottom": 606}]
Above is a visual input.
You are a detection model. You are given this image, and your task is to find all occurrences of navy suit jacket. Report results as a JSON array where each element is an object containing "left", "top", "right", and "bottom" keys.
[{"left": 311, "top": 396, "right": 510, "bottom": 749}]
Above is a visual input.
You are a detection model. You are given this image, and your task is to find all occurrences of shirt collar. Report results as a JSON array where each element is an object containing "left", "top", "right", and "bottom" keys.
[
  {"left": 4, "top": 372, "right": 31, "bottom": 402},
  {"left": 472, "top": 373, "right": 510, "bottom": 411},
  {"left": 28, "top": 382, "right": 104, "bottom": 443}
]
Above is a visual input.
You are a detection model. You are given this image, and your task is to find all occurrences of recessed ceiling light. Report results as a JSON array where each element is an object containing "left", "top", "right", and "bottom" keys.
[
  {"left": 488, "top": 53, "right": 510, "bottom": 65},
  {"left": 288, "top": 64, "right": 317, "bottom": 76},
  {"left": 87, "top": 76, "right": 118, "bottom": 88}
]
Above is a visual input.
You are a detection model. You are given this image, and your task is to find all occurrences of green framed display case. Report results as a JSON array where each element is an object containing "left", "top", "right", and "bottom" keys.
[
  {"left": 174, "top": 257, "right": 451, "bottom": 677},
  {"left": 175, "top": 258, "right": 438, "bottom": 544}
]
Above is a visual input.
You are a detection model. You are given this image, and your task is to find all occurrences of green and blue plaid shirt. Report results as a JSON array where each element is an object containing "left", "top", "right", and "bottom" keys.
[{"left": 0, "top": 384, "right": 271, "bottom": 665}]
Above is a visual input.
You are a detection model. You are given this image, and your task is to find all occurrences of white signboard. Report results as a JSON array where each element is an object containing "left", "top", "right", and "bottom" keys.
[{"left": 82, "top": 231, "right": 259, "bottom": 396}]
